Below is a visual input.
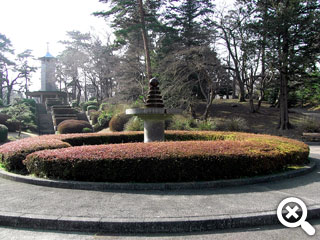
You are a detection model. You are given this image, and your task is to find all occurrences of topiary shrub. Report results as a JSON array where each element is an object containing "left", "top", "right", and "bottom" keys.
[
  {"left": 82, "top": 127, "right": 93, "bottom": 133},
  {"left": 82, "top": 101, "right": 99, "bottom": 112},
  {"left": 124, "top": 117, "right": 144, "bottom": 131},
  {"left": 109, "top": 113, "right": 131, "bottom": 132},
  {"left": 0, "top": 124, "right": 8, "bottom": 142},
  {"left": 89, "top": 111, "right": 100, "bottom": 125},
  {"left": 93, "top": 123, "right": 103, "bottom": 132},
  {"left": 87, "top": 105, "right": 98, "bottom": 112},
  {"left": 57, "top": 120, "right": 92, "bottom": 134},
  {"left": 0, "top": 113, "right": 19, "bottom": 132},
  {"left": 99, "top": 102, "right": 109, "bottom": 111},
  {"left": 98, "top": 111, "right": 112, "bottom": 128},
  {"left": 0, "top": 113, "right": 9, "bottom": 125}
]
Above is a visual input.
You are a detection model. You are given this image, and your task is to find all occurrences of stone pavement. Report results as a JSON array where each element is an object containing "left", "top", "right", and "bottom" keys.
[
  {"left": 1, "top": 219, "right": 320, "bottom": 240},
  {"left": 0, "top": 145, "right": 319, "bottom": 236}
]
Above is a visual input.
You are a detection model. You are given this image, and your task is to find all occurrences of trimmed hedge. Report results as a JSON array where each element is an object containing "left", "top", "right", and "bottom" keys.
[
  {"left": 57, "top": 120, "right": 92, "bottom": 134},
  {"left": 0, "top": 137, "right": 71, "bottom": 171},
  {"left": 0, "top": 130, "right": 309, "bottom": 182},
  {"left": 24, "top": 135, "right": 309, "bottom": 182}
]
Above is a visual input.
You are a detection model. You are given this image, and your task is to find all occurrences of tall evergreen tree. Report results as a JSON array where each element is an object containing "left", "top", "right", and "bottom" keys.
[{"left": 240, "top": 0, "right": 320, "bottom": 129}]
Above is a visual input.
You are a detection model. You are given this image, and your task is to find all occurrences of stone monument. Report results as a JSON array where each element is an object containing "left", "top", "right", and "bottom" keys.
[{"left": 126, "top": 78, "right": 181, "bottom": 142}]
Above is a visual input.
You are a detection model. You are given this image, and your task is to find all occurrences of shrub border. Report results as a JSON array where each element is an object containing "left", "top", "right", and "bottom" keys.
[
  {"left": 0, "top": 131, "right": 310, "bottom": 182},
  {"left": 0, "top": 158, "right": 316, "bottom": 191}
]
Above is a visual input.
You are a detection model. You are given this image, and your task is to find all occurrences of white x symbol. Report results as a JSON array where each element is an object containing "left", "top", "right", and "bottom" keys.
[{"left": 286, "top": 205, "right": 299, "bottom": 219}]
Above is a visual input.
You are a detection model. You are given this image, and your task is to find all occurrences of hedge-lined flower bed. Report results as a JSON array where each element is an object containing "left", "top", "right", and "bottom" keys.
[{"left": 0, "top": 131, "right": 309, "bottom": 182}]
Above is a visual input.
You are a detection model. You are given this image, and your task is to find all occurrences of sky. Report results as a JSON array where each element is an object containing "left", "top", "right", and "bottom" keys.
[
  {"left": 1, "top": 0, "right": 110, "bottom": 90},
  {"left": 0, "top": 0, "right": 233, "bottom": 92}
]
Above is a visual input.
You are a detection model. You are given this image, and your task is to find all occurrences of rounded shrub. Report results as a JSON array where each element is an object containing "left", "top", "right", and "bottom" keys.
[
  {"left": 87, "top": 105, "right": 98, "bottom": 112},
  {"left": 82, "top": 101, "right": 99, "bottom": 112},
  {"left": 89, "top": 111, "right": 100, "bottom": 125},
  {"left": 0, "top": 113, "right": 19, "bottom": 132},
  {"left": 0, "top": 124, "right": 8, "bottom": 142},
  {"left": 109, "top": 113, "right": 131, "bottom": 132},
  {"left": 57, "top": 120, "right": 92, "bottom": 134},
  {"left": 82, "top": 127, "right": 93, "bottom": 133},
  {"left": 99, "top": 102, "right": 109, "bottom": 111}
]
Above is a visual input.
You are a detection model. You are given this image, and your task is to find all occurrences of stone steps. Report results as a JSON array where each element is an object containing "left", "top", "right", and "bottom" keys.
[{"left": 38, "top": 113, "right": 55, "bottom": 135}]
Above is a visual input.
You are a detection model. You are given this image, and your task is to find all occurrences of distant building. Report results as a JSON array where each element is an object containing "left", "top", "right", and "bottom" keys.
[
  {"left": 26, "top": 48, "right": 67, "bottom": 104},
  {"left": 40, "top": 51, "right": 57, "bottom": 91}
]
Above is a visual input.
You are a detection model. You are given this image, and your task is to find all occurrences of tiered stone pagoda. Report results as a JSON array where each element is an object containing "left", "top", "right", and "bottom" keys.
[{"left": 126, "top": 78, "right": 181, "bottom": 142}]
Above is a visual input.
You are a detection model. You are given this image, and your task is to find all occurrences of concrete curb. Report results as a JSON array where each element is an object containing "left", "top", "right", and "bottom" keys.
[
  {"left": 0, "top": 159, "right": 316, "bottom": 191},
  {"left": 0, "top": 205, "right": 320, "bottom": 233}
]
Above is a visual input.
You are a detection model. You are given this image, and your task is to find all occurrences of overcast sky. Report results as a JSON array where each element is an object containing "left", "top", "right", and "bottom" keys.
[
  {"left": 1, "top": 0, "right": 232, "bottom": 91},
  {"left": 0, "top": 0, "right": 110, "bottom": 90},
  {"left": 1, "top": 0, "right": 109, "bottom": 56}
]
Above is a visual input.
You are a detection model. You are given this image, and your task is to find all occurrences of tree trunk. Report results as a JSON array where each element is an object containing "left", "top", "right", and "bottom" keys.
[
  {"left": 6, "top": 85, "right": 12, "bottom": 105},
  {"left": 232, "top": 76, "right": 236, "bottom": 99},
  {"left": 279, "top": 71, "right": 289, "bottom": 129},
  {"left": 137, "top": 0, "right": 152, "bottom": 81},
  {"left": 249, "top": 96, "right": 255, "bottom": 113},
  {"left": 203, "top": 90, "right": 214, "bottom": 120},
  {"left": 238, "top": 79, "right": 246, "bottom": 102},
  {"left": 278, "top": 16, "right": 290, "bottom": 130},
  {"left": 256, "top": 91, "right": 264, "bottom": 112},
  {"left": 18, "top": 123, "right": 22, "bottom": 137}
]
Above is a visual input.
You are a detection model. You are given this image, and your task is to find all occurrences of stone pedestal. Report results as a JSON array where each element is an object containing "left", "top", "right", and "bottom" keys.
[
  {"left": 126, "top": 108, "right": 181, "bottom": 143},
  {"left": 144, "top": 119, "right": 165, "bottom": 142},
  {"left": 126, "top": 77, "right": 181, "bottom": 143}
]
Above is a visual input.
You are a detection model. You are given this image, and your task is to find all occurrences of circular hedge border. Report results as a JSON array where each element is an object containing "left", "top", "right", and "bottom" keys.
[{"left": 0, "top": 131, "right": 309, "bottom": 183}]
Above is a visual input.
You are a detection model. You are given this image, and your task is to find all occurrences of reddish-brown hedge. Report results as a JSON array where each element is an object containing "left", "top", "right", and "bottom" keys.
[
  {"left": 0, "top": 137, "right": 71, "bottom": 171},
  {"left": 24, "top": 133, "right": 309, "bottom": 182},
  {"left": 57, "top": 120, "right": 92, "bottom": 134},
  {"left": 0, "top": 131, "right": 309, "bottom": 180}
]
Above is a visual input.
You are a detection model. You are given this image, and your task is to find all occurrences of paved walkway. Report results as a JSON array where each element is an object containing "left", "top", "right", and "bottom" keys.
[{"left": 0, "top": 145, "right": 319, "bottom": 235}]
